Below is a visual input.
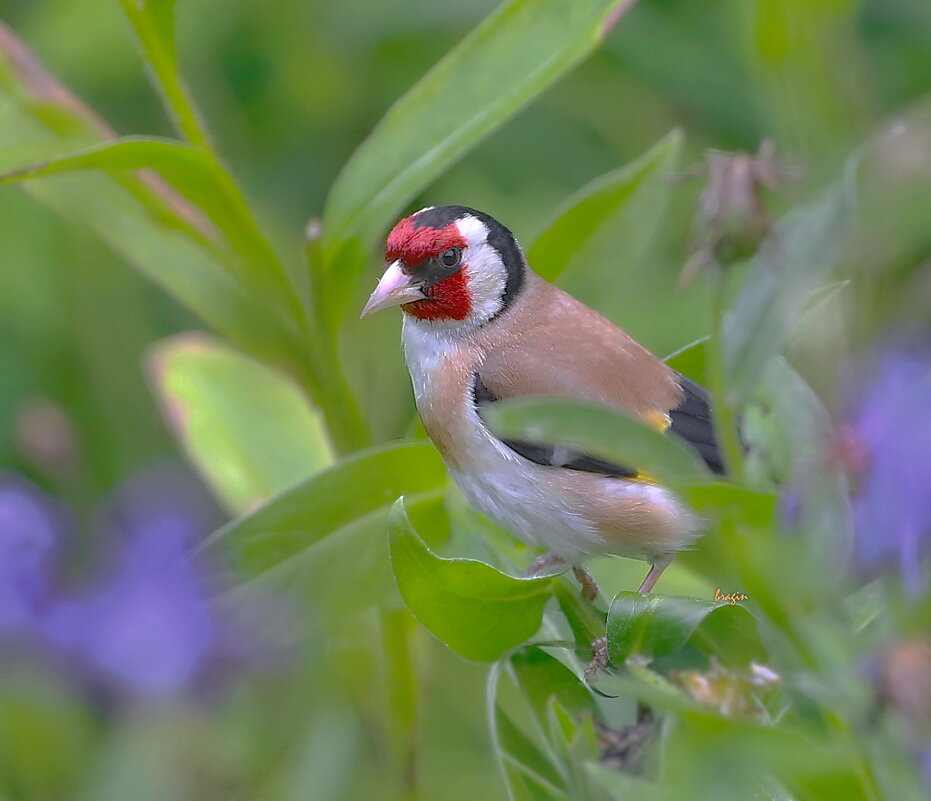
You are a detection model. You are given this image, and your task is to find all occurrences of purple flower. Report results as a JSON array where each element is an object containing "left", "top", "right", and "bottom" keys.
[
  {"left": 44, "top": 464, "right": 223, "bottom": 699},
  {"left": 920, "top": 748, "right": 931, "bottom": 794},
  {"left": 838, "top": 346, "right": 931, "bottom": 592},
  {"left": 0, "top": 473, "right": 64, "bottom": 632}
]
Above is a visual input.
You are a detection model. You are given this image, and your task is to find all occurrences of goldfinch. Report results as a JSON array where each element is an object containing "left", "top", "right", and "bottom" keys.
[{"left": 362, "top": 205, "right": 723, "bottom": 597}]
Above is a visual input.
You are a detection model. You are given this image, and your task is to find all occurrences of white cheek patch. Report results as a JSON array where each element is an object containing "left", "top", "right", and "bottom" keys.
[
  {"left": 463, "top": 243, "right": 507, "bottom": 324},
  {"left": 456, "top": 216, "right": 507, "bottom": 327}
]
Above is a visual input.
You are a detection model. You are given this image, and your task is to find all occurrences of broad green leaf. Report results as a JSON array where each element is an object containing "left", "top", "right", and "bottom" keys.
[
  {"left": 607, "top": 592, "right": 765, "bottom": 667},
  {"left": 486, "top": 397, "right": 709, "bottom": 489},
  {"left": 724, "top": 156, "right": 859, "bottom": 402},
  {"left": 528, "top": 130, "right": 682, "bottom": 314},
  {"left": 388, "top": 498, "right": 553, "bottom": 662},
  {"left": 221, "top": 492, "right": 448, "bottom": 629},
  {"left": 148, "top": 334, "right": 333, "bottom": 514},
  {"left": 679, "top": 483, "right": 777, "bottom": 531},
  {"left": 0, "top": 137, "right": 297, "bottom": 316},
  {"left": 321, "top": 0, "right": 639, "bottom": 321},
  {"left": 200, "top": 442, "right": 446, "bottom": 578}
]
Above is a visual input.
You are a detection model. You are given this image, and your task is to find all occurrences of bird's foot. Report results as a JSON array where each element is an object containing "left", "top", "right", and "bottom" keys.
[
  {"left": 573, "top": 566, "right": 600, "bottom": 602},
  {"left": 584, "top": 636, "right": 611, "bottom": 685},
  {"left": 525, "top": 552, "right": 567, "bottom": 577}
]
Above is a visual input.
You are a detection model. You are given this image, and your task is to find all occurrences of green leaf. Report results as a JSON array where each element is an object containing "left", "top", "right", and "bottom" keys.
[
  {"left": 509, "top": 647, "right": 597, "bottom": 727},
  {"left": 724, "top": 157, "right": 859, "bottom": 402},
  {"left": 321, "top": 0, "right": 639, "bottom": 321},
  {"left": 679, "top": 483, "right": 778, "bottom": 531},
  {"left": 0, "top": 48, "right": 303, "bottom": 369},
  {"left": 0, "top": 137, "right": 296, "bottom": 314},
  {"left": 148, "top": 334, "right": 333, "bottom": 514},
  {"left": 663, "top": 337, "right": 709, "bottom": 385},
  {"left": 545, "top": 699, "right": 599, "bottom": 795},
  {"left": 200, "top": 442, "right": 446, "bottom": 578},
  {"left": 124, "top": 0, "right": 177, "bottom": 55},
  {"left": 607, "top": 592, "right": 765, "bottom": 667},
  {"left": 586, "top": 763, "right": 667, "bottom": 801},
  {"left": 116, "top": 0, "right": 204, "bottom": 147},
  {"left": 528, "top": 130, "right": 682, "bottom": 312},
  {"left": 496, "top": 707, "right": 569, "bottom": 799},
  {"left": 485, "top": 397, "right": 709, "bottom": 489},
  {"left": 388, "top": 498, "right": 553, "bottom": 662},
  {"left": 222, "top": 491, "right": 449, "bottom": 628}
]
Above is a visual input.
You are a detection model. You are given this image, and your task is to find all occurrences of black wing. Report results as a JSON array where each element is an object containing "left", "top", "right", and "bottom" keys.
[
  {"left": 668, "top": 374, "right": 726, "bottom": 475},
  {"left": 472, "top": 374, "right": 640, "bottom": 479}
]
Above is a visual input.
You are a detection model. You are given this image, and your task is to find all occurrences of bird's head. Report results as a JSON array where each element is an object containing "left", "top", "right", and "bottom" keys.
[{"left": 361, "top": 205, "right": 525, "bottom": 330}]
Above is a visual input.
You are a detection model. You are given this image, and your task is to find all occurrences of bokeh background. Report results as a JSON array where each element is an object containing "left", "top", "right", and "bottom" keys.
[
  {"left": 3, "top": 0, "right": 931, "bottom": 493},
  {"left": 1, "top": 0, "right": 931, "bottom": 799}
]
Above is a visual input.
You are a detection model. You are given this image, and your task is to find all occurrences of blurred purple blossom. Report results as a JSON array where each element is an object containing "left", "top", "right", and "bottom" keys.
[
  {"left": 0, "top": 473, "right": 65, "bottom": 632},
  {"left": 43, "top": 464, "right": 225, "bottom": 699},
  {"left": 837, "top": 345, "right": 931, "bottom": 592},
  {"left": 920, "top": 748, "right": 931, "bottom": 794}
]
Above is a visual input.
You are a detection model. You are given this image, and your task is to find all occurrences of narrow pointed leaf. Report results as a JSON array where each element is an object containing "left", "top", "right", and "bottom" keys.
[
  {"left": 389, "top": 499, "right": 553, "bottom": 661},
  {"left": 496, "top": 707, "right": 568, "bottom": 796},
  {"left": 486, "top": 397, "right": 709, "bottom": 489},
  {"left": 321, "top": 0, "right": 639, "bottom": 320},
  {"left": 0, "top": 31, "right": 302, "bottom": 367},
  {"left": 663, "top": 337, "right": 709, "bottom": 385},
  {"left": 724, "top": 158, "right": 859, "bottom": 402},
  {"left": 510, "top": 647, "right": 597, "bottom": 726},
  {"left": 0, "top": 137, "right": 294, "bottom": 310},
  {"left": 528, "top": 130, "right": 682, "bottom": 302}
]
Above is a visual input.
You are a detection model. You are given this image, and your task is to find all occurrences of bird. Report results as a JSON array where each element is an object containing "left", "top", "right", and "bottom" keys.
[{"left": 361, "top": 205, "right": 724, "bottom": 599}]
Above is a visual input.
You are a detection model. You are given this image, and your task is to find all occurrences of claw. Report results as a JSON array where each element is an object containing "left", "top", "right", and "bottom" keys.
[{"left": 584, "top": 637, "right": 617, "bottom": 697}]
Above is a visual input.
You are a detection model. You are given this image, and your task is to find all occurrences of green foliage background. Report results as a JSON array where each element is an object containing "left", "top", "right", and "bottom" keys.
[{"left": 2, "top": 0, "right": 931, "bottom": 799}]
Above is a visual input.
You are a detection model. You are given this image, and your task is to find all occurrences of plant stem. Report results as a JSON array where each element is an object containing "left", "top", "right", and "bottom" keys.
[
  {"left": 382, "top": 610, "right": 421, "bottom": 801},
  {"left": 706, "top": 266, "right": 745, "bottom": 481},
  {"left": 302, "top": 224, "right": 371, "bottom": 455}
]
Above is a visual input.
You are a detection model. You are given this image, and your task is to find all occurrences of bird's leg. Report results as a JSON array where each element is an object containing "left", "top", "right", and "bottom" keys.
[
  {"left": 525, "top": 552, "right": 567, "bottom": 577},
  {"left": 572, "top": 566, "right": 600, "bottom": 602},
  {"left": 637, "top": 556, "right": 672, "bottom": 595}
]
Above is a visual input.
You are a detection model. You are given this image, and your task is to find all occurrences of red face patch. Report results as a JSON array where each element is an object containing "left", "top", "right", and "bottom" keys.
[
  {"left": 386, "top": 216, "right": 468, "bottom": 268},
  {"left": 402, "top": 269, "right": 472, "bottom": 321}
]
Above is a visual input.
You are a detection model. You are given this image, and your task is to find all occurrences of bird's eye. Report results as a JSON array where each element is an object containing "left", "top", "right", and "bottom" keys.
[{"left": 440, "top": 247, "right": 461, "bottom": 268}]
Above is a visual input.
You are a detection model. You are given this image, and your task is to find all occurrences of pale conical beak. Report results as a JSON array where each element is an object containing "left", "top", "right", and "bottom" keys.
[{"left": 360, "top": 260, "right": 427, "bottom": 318}]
